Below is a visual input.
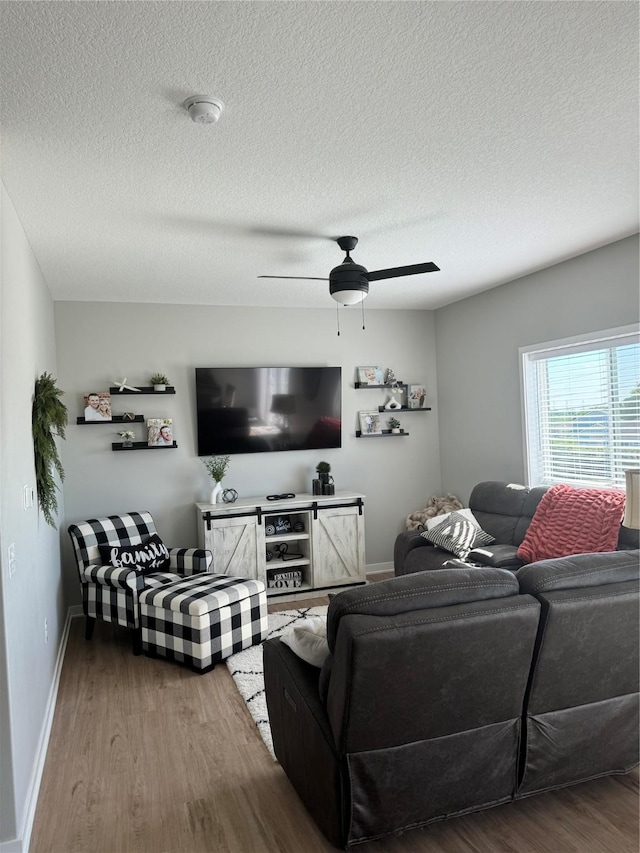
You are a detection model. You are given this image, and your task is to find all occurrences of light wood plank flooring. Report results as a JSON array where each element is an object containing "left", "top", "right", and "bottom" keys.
[{"left": 31, "top": 587, "right": 638, "bottom": 853}]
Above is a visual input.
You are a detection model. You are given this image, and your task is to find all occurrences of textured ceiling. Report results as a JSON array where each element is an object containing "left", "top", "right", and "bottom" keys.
[{"left": 0, "top": 1, "right": 638, "bottom": 310}]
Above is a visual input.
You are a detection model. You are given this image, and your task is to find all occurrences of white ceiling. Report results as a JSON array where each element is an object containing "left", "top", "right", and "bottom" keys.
[{"left": 1, "top": 1, "right": 638, "bottom": 310}]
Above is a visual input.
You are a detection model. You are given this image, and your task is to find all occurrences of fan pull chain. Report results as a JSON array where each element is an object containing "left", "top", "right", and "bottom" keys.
[
  {"left": 361, "top": 298, "right": 366, "bottom": 330},
  {"left": 336, "top": 302, "right": 340, "bottom": 336}
]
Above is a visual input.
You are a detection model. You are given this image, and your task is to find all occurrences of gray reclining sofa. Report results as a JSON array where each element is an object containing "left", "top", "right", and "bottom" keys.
[
  {"left": 264, "top": 550, "right": 639, "bottom": 848},
  {"left": 394, "top": 480, "right": 639, "bottom": 576}
]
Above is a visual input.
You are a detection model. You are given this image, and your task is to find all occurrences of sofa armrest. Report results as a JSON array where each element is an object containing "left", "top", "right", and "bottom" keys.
[
  {"left": 394, "top": 530, "right": 430, "bottom": 574},
  {"left": 468, "top": 544, "right": 525, "bottom": 569},
  {"left": 168, "top": 547, "right": 212, "bottom": 575},
  {"left": 263, "top": 638, "right": 346, "bottom": 848}
]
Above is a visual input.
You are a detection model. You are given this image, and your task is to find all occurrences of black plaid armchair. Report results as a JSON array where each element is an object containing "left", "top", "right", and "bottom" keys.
[{"left": 68, "top": 511, "right": 212, "bottom": 653}]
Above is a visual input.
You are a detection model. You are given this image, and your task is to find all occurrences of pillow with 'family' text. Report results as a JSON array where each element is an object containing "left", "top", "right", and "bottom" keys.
[{"left": 99, "top": 533, "right": 171, "bottom": 574}]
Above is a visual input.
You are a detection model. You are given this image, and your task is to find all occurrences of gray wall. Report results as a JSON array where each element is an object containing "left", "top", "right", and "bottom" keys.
[
  {"left": 0, "top": 183, "right": 65, "bottom": 848},
  {"left": 434, "top": 234, "right": 640, "bottom": 504},
  {"left": 54, "top": 302, "right": 442, "bottom": 605}
]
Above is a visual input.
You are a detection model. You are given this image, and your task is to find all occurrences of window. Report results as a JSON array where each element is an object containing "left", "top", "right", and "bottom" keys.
[{"left": 521, "top": 326, "right": 640, "bottom": 489}]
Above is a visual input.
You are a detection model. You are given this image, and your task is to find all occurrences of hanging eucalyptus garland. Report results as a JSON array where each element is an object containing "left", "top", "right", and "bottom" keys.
[{"left": 32, "top": 372, "right": 68, "bottom": 527}]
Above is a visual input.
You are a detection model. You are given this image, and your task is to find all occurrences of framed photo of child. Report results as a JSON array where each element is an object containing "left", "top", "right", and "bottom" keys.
[
  {"left": 147, "top": 418, "right": 174, "bottom": 446},
  {"left": 358, "top": 410, "right": 382, "bottom": 435},
  {"left": 357, "top": 366, "right": 384, "bottom": 386}
]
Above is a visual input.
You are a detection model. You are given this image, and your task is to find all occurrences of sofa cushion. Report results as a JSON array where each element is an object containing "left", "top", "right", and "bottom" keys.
[
  {"left": 516, "top": 549, "right": 640, "bottom": 595},
  {"left": 326, "top": 567, "right": 520, "bottom": 652},
  {"left": 516, "top": 484, "right": 626, "bottom": 563}
]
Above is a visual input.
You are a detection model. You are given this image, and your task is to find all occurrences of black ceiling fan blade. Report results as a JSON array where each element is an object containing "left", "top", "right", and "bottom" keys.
[
  {"left": 366, "top": 262, "right": 440, "bottom": 281},
  {"left": 257, "top": 275, "right": 330, "bottom": 281},
  {"left": 250, "top": 226, "right": 337, "bottom": 241}
]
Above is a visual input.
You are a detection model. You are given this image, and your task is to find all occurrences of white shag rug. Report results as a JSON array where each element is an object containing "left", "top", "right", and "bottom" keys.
[{"left": 226, "top": 606, "right": 328, "bottom": 760}]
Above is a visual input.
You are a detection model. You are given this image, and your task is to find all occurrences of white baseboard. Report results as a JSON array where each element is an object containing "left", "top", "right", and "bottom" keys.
[
  {"left": 366, "top": 561, "right": 394, "bottom": 575},
  {"left": 7, "top": 606, "right": 77, "bottom": 853}
]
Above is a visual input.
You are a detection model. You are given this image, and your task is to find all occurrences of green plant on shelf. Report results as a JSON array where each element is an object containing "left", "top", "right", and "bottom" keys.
[
  {"left": 118, "top": 430, "right": 135, "bottom": 441},
  {"left": 150, "top": 372, "right": 170, "bottom": 386},
  {"left": 387, "top": 417, "right": 401, "bottom": 430},
  {"left": 203, "top": 455, "right": 230, "bottom": 482},
  {"left": 316, "top": 461, "right": 331, "bottom": 475}
]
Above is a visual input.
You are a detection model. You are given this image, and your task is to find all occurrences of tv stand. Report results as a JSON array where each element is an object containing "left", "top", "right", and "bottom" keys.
[{"left": 195, "top": 492, "right": 366, "bottom": 600}]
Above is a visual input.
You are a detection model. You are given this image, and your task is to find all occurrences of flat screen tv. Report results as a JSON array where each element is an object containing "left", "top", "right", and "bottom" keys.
[{"left": 195, "top": 367, "right": 342, "bottom": 455}]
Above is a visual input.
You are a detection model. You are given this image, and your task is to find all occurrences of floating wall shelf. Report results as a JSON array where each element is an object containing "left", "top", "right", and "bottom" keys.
[
  {"left": 376, "top": 406, "right": 431, "bottom": 413},
  {"left": 77, "top": 415, "right": 144, "bottom": 425},
  {"left": 112, "top": 441, "right": 178, "bottom": 451},
  {"left": 355, "top": 430, "right": 409, "bottom": 438},
  {"left": 109, "top": 386, "right": 176, "bottom": 395}
]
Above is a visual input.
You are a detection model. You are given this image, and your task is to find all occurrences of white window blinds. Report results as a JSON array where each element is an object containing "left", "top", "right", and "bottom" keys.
[{"left": 521, "top": 327, "right": 640, "bottom": 489}]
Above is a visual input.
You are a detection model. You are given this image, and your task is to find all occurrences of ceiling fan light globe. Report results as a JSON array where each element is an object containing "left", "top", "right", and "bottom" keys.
[{"left": 331, "top": 289, "right": 366, "bottom": 305}]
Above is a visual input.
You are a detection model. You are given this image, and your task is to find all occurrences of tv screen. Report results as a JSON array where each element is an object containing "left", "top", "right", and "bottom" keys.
[{"left": 195, "top": 367, "right": 342, "bottom": 455}]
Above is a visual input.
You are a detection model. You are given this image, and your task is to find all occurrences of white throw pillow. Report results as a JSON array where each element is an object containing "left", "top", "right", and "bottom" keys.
[{"left": 280, "top": 617, "right": 329, "bottom": 668}]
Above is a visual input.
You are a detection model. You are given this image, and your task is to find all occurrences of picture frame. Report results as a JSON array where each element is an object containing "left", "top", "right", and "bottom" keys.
[
  {"left": 147, "top": 418, "right": 174, "bottom": 446},
  {"left": 359, "top": 410, "right": 382, "bottom": 435},
  {"left": 357, "top": 366, "right": 384, "bottom": 386},
  {"left": 408, "top": 385, "right": 427, "bottom": 409},
  {"left": 83, "top": 391, "right": 112, "bottom": 421}
]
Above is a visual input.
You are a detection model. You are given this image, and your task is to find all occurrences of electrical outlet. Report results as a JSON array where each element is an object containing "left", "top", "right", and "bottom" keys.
[
  {"left": 23, "top": 485, "right": 35, "bottom": 510},
  {"left": 8, "top": 543, "right": 16, "bottom": 578},
  {"left": 44, "top": 618, "right": 48, "bottom": 644}
]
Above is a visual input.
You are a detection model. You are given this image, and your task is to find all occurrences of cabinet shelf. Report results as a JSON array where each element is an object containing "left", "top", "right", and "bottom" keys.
[
  {"left": 356, "top": 430, "right": 409, "bottom": 438},
  {"left": 109, "top": 386, "right": 176, "bottom": 395},
  {"left": 266, "top": 557, "right": 311, "bottom": 569},
  {"left": 112, "top": 441, "right": 178, "bottom": 451},
  {"left": 267, "top": 583, "right": 313, "bottom": 597},
  {"left": 265, "top": 532, "right": 310, "bottom": 543},
  {"left": 77, "top": 415, "right": 144, "bottom": 425}
]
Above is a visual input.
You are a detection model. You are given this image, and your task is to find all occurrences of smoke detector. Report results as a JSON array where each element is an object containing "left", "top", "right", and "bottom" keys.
[{"left": 183, "top": 95, "right": 224, "bottom": 125}]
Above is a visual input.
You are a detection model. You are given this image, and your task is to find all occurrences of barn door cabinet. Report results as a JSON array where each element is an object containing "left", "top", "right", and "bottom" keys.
[{"left": 195, "top": 492, "right": 366, "bottom": 600}]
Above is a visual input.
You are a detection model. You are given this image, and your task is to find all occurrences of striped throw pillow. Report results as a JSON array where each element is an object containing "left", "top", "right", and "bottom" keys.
[{"left": 421, "top": 511, "right": 492, "bottom": 559}]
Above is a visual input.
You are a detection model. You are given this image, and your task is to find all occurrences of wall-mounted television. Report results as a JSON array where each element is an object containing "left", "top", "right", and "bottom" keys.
[{"left": 195, "top": 367, "right": 342, "bottom": 456}]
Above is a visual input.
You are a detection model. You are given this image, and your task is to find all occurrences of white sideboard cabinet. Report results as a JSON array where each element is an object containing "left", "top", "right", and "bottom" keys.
[{"left": 195, "top": 492, "right": 366, "bottom": 599}]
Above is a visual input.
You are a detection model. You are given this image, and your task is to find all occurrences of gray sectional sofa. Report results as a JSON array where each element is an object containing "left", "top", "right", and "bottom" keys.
[
  {"left": 264, "top": 550, "right": 639, "bottom": 849},
  {"left": 394, "top": 480, "right": 639, "bottom": 576}
]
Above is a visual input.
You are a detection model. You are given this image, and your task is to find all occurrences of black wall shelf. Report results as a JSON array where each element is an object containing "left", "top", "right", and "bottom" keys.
[
  {"left": 355, "top": 382, "right": 406, "bottom": 390},
  {"left": 376, "top": 406, "right": 431, "bottom": 413},
  {"left": 77, "top": 415, "right": 144, "bottom": 425},
  {"left": 112, "top": 441, "right": 178, "bottom": 451},
  {"left": 355, "top": 430, "right": 409, "bottom": 438},
  {"left": 109, "top": 386, "right": 176, "bottom": 395}
]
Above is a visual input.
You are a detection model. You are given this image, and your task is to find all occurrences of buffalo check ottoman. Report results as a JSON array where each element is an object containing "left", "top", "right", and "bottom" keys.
[{"left": 140, "top": 573, "right": 268, "bottom": 673}]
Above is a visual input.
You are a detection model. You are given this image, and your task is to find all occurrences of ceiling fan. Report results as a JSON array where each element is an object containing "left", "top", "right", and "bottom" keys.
[{"left": 258, "top": 236, "right": 440, "bottom": 305}]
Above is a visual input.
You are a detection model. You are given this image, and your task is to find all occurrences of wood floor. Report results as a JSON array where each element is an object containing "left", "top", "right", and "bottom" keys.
[{"left": 31, "top": 589, "right": 639, "bottom": 853}]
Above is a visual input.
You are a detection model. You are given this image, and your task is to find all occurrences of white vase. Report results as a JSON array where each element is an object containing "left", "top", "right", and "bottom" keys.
[
  {"left": 154, "top": 384, "right": 166, "bottom": 392},
  {"left": 210, "top": 481, "right": 223, "bottom": 504},
  {"left": 385, "top": 396, "right": 402, "bottom": 410}
]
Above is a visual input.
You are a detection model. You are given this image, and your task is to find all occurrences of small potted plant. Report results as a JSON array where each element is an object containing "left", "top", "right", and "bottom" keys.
[
  {"left": 203, "top": 455, "right": 230, "bottom": 503},
  {"left": 118, "top": 429, "right": 135, "bottom": 448},
  {"left": 387, "top": 417, "right": 402, "bottom": 434},
  {"left": 316, "top": 461, "right": 331, "bottom": 484},
  {"left": 150, "top": 373, "right": 170, "bottom": 392}
]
